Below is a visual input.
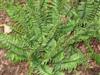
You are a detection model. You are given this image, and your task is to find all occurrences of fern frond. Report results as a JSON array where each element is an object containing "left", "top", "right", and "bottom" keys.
[{"left": 0, "top": 0, "right": 100, "bottom": 75}]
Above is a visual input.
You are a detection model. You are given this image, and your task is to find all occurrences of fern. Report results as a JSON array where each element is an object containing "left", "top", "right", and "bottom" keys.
[{"left": 0, "top": 0, "right": 100, "bottom": 75}]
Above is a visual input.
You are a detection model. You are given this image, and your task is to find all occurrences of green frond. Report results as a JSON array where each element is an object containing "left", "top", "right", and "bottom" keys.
[{"left": 0, "top": 0, "right": 100, "bottom": 75}]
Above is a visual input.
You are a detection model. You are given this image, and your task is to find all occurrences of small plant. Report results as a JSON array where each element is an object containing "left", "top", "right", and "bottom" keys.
[{"left": 0, "top": 0, "right": 100, "bottom": 75}]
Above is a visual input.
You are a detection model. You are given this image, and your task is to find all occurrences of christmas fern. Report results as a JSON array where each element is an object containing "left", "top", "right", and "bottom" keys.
[{"left": 0, "top": 0, "right": 100, "bottom": 75}]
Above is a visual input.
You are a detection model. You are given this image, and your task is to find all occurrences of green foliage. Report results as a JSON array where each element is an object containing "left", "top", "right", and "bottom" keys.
[
  {"left": 92, "top": 53, "right": 100, "bottom": 64},
  {"left": 0, "top": 0, "right": 100, "bottom": 75}
]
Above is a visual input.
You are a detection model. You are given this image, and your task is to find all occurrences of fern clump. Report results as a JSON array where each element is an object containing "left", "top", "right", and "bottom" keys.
[{"left": 0, "top": 0, "right": 100, "bottom": 75}]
